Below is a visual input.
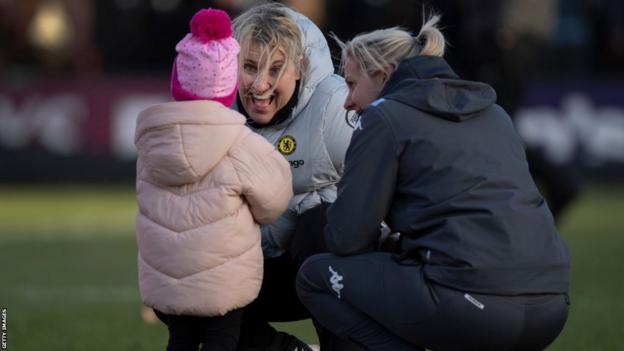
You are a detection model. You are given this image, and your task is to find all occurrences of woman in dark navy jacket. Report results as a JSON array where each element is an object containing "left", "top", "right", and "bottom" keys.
[{"left": 296, "top": 14, "right": 571, "bottom": 351}]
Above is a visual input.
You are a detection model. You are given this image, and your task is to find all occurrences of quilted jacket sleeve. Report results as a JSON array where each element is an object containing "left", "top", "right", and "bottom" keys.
[{"left": 230, "top": 129, "right": 293, "bottom": 224}]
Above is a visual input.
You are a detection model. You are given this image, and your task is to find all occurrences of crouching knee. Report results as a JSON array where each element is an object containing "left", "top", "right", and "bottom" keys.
[{"left": 295, "top": 253, "right": 336, "bottom": 302}]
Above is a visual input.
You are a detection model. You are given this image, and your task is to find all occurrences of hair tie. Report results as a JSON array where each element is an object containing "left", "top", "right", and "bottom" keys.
[{"left": 413, "top": 36, "right": 424, "bottom": 54}]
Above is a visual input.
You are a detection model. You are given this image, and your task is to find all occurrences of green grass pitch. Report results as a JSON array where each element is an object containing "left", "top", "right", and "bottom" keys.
[{"left": 0, "top": 184, "right": 622, "bottom": 350}]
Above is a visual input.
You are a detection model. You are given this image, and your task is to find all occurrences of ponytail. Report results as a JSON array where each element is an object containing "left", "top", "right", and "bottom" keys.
[
  {"left": 335, "top": 12, "right": 446, "bottom": 78},
  {"left": 416, "top": 15, "right": 445, "bottom": 57}
]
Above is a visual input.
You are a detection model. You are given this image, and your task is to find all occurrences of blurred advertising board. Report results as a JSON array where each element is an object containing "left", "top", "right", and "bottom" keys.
[
  {"left": 1, "top": 76, "right": 623, "bottom": 181},
  {"left": 0, "top": 76, "right": 168, "bottom": 181},
  {"left": 515, "top": 77, "right": 624, "bottom": 180}
]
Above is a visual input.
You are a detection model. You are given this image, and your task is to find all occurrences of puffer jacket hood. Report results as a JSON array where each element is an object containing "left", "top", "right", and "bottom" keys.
[
  {"left": 268, "top": 7, "right": 335, "bottom": 128},
  {"left": 230, "top": 8, "right": 335, "bottom": 129},
  {"left": 135, "top": 100, "right": 292, "bottom": 316},
  {"left": 135, "top": 100, "right": 246, "bottom": 186},
  {"left": 381, "top": 56, "right": 497, "bottom": 122}
]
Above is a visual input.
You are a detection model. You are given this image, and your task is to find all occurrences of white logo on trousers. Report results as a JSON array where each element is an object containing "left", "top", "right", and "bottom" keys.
[
  {"left": 328, "top": 266, "right": 344, "bottom": 299},
  {"left": 464, "top": 293, "right": 485, "bottom": 310}
]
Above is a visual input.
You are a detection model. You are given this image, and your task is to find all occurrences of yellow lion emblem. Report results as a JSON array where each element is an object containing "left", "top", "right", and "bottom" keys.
[{"left": 277, "top": 135, "right": 297, "bottom": 156}]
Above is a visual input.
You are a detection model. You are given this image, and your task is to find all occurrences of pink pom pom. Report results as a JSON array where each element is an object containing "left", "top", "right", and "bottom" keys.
[{"left": 190, "top": 8, "right": 233, "bottom": 43}]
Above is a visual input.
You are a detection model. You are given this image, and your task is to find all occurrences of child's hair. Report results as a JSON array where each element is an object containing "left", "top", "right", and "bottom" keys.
[
  {"left": 232, "top": 3, "right": 305, "bottom": 93},
  {"left": 333, "top": 14, "right": 445, "bottom": 77},
  {"left": 171, "top": 8, "right": 240, "bottom": 106}
]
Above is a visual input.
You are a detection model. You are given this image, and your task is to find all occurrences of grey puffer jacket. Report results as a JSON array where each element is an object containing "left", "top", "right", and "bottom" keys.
[{"left": 236, "top": 8, "right": 355, "bottom": 256}]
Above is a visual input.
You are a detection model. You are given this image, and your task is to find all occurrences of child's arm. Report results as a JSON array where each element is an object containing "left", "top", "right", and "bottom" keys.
[{"left": 230, "top": 130, "right": 293, "bottom": 224}]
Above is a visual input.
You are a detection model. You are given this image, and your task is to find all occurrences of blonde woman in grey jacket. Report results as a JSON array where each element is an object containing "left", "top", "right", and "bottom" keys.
[{"left": 232, "top": 3, "right": 358, "bottom": 351}]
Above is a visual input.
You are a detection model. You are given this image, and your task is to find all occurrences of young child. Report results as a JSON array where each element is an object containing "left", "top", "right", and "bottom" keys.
[{"left": 134, "top": 8, "right": 292, "bottom": 351}]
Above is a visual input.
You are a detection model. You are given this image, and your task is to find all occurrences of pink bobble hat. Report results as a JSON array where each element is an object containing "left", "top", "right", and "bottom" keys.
[{"left": 171, "top": 8, "right": 240, "bottom": 106}]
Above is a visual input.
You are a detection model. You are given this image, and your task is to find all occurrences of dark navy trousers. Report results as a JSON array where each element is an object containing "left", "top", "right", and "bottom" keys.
[
  {"left": 296, "top": 252, "right": 569, "bottom": 351},
  {"left": 239, "top": 203, "right": 362, "bottom": 351}
]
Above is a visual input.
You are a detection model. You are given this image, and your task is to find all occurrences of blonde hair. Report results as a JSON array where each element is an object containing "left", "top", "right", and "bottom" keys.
[
  {"left": 334, "top": 14, "right": 446, "bottom": 77},
  {"left": 232, "top": 3, "right": 306, "bottom": 89}
]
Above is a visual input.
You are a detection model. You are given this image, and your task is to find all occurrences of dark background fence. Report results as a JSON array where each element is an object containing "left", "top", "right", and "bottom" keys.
[{"left": 1, "top": 0, "right": 623, "bottom": 183}]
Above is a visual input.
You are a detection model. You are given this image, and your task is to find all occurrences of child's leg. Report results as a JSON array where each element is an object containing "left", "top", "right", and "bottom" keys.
[
  {"left": 165, "top": 314, "right": 201, "bottom": 351},
  {"left": 197, "top": 308, "right": 244, "bottom": 351}
]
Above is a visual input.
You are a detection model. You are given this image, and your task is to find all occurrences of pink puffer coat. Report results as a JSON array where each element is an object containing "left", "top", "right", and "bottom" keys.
[{"left": 135, "top": 100, "right": 292, "bottom": 316}]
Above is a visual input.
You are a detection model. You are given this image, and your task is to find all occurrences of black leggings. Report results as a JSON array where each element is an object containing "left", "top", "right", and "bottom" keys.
[{"left": 155, "top": 309, "right": 243, "bottom": 351}]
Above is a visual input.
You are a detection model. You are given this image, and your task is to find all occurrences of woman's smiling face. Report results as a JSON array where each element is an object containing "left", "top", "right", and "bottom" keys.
[{"left": 238, "top": 42, "right": 300, "bottom": 125}]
